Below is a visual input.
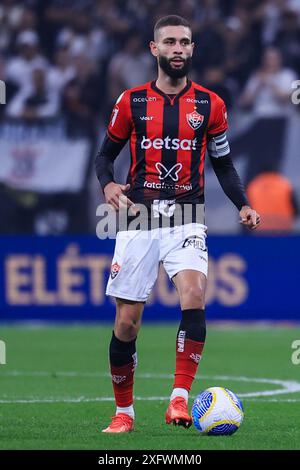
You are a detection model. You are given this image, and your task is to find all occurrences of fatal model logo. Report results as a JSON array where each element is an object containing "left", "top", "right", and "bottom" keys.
[
  {"left": 190, "top": 352, "right": 201, "bottom": 364},
  {"left": 155, "top": 162, "right": 182, "bottom": 181},
  {"left": 112, "top": 375, "right": 126, "bottom": 384},
  {"left": 182, "top": 235, "right": 207, "bottom": 251},
  {"left": 186, "top": 110, "right": 204, "bottom": 130}
]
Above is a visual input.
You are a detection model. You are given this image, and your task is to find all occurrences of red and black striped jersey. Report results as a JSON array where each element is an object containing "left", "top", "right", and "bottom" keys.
[{"left": 107, "top": 79, "right": 228, "bottom": 205}]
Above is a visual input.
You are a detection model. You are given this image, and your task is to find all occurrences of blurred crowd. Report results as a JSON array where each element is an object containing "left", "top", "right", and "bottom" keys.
[
  {"left": 0, "top": 0, "right": 299, "bottom": 233},
  {"left": 1, "top": 0, "right": 300, "bottom": 127}
]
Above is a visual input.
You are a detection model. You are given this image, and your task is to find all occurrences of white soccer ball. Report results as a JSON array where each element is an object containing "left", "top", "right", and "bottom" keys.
[{"left": 191, "top": 387, "right": 244, "bottom": 435}]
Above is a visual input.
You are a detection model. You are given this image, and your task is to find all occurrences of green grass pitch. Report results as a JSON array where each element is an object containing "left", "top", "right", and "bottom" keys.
[{"left": 0, "top": 324, "right": 300, "bottom": 450}]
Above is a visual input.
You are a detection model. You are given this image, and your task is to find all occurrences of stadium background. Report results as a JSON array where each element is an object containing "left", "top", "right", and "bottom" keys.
[
  {"left": 0, "top": 0, "right": 299, "bottom": 322},
  {"left": 0, "top": 0, "right": 300, "bottom": 451}
]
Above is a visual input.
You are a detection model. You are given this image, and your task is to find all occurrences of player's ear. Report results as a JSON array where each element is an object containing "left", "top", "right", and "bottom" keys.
[
  {"left": 149, "top": 40, "right": 158, "bottom": 57},
  {"left": 191, "top": 42, "right": 195, "bottom": 57}
]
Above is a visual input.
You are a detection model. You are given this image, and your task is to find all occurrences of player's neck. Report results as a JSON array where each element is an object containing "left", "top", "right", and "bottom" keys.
[{"left": 155, "top": 72, "right": 188, "bottom": 95}]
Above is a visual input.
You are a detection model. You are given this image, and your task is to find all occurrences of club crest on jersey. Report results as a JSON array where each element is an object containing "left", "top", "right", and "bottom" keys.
[
  {"left": 186, "top": 110, "right": 204, "bottom": 130},
  {"left": 110, "top": 262, "right": 121, "bottom": 279}
]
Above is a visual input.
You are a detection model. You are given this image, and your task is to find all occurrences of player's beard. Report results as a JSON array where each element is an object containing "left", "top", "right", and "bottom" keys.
[{"left": 158, "top": 55, "right": 192, "bottom": 79}]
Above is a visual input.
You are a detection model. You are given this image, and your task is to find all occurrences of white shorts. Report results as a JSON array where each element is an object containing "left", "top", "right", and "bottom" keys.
[{"left": 106, "top": 223, "right": 208, "bottom": 302}]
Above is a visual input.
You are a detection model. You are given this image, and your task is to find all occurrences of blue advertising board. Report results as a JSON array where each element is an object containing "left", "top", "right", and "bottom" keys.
[{"left": 0, "top": 235, "right": 299, "bottom": 322}]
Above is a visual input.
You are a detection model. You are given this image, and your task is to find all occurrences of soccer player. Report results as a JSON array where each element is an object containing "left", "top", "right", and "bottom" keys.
[{"left": 95, "top": 15, "right": 260, "bottom": 433}]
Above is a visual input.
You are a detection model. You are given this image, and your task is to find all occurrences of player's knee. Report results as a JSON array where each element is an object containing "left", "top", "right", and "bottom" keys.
[
  {"left": 116, "top": 318, "right": 140, "bottom": 340},
  {"left": 180, "top": 284, "right": 205, "bottom": 309}
]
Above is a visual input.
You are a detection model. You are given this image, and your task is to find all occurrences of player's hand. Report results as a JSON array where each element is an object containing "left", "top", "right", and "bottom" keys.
[
  {"left": 103, "top": 182, "right": 139, "bottom": 215},
  {"left": 239, "top": 205, "right": 261, "bottom": 230}
]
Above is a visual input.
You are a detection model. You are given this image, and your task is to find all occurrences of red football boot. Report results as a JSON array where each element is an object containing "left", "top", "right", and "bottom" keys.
[
  {"left": 165, "top": 396, "right": 192, "bottom": 428},
  {"left": 102, "top": 413, "right": 134, "bottom": 433}
]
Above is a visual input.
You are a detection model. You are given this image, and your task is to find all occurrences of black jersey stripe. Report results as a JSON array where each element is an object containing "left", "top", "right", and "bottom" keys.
[
  {"left": 160, "top": 98, "right": 180, "bottom": 200},
  {"left": 129, "top": 89, "right": 148, "bottom": 201}
]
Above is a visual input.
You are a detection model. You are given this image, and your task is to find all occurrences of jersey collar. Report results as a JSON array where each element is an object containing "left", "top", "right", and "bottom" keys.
[{"left": 150, "top": 79, "right": 192, "bottom": 104}]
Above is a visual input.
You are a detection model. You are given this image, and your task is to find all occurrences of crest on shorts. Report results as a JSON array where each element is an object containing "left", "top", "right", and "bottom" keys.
[
  {"left": 110, "top": 262, "right": 121, "bottom": 279},
  {"left": 186, "top": 111, "right": 204, "bottom": 130}
]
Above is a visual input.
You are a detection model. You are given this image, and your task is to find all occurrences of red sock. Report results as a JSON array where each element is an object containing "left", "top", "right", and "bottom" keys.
[
  {"left": 110, "top": 361, "right": 135, "bottom": 407},
  {"left": 109, "top": 332, "right": 137, "bottom": 408},
  {"left": 174, "top": 336, "right": 205, "bottom": 392}
]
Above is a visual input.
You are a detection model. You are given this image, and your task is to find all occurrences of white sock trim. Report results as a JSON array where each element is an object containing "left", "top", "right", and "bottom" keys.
[
  {"left": 170, "top": 388, "right": 189, "bottom": 403},
  {"left": 116, "top": 405, "right": 135, "bottom": 419}
]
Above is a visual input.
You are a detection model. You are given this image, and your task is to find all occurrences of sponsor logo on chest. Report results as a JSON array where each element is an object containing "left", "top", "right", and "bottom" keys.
[
  {"left": 140, "top": 116, "right": 154, "bottom": 121},
  {"left": 141, "top": 136, "right": 197, "bottom": 151},
  {"left": 186, "top": 98, "right": 209, "bottom": 104}
]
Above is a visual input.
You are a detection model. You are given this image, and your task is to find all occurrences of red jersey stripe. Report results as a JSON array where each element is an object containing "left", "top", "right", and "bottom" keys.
[{"left": 128, "top": 91, "right": 138, "bottom": 186}]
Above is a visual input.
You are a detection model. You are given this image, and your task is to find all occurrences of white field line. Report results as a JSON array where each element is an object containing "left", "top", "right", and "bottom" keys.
[
  {"left": 0, "top": 396, "right": 300, "bottom": 404},
  {"left": 1, "top": 371, "right": 300, "bottom": 402}
]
